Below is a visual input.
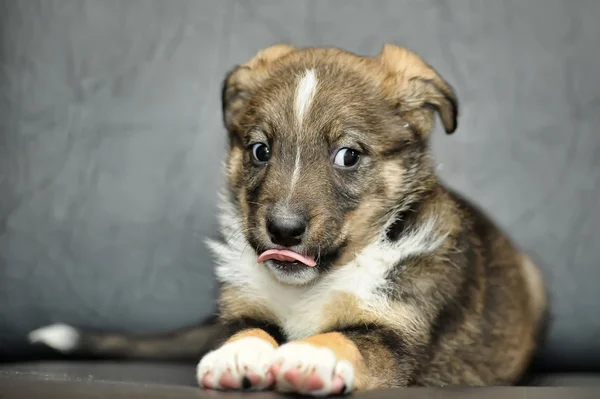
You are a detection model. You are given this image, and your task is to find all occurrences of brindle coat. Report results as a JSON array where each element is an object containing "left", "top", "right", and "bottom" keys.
[{"left": 213, "top": 44, "right": 546, "bottom": 388}]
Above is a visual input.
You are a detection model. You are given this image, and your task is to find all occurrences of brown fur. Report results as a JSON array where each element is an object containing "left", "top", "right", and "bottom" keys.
[
  {"left": 228, "top": 328, "right": 279, "bottom": 348},
  {"left": 223, "top": 45, "right": 448, "bottom": 272},
  {"left": 218, "top": 285, "right": 279, "bottom": 325},
  {"left": 46, "top": 44, "right": 547, "bottom": 393},
  {"left": 216, "top": 43, "right": 547, "bottom": 390}
]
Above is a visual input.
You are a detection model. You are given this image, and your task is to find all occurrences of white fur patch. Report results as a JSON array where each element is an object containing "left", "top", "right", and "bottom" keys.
[
  {"left": 294, "top": 69, "right": 318, "bottom": 127},
  {"left": 273, "top": 342, "right": 354, "bottom": 396},
  {"left": 266, "top": 260, "right": 320, "bottom": 286},
  {"left": 382, "top": 215, "right": 448, "bottom": 260},
  {"left": 288, "top": 69, "right": 317, "bottom": 196},
  {"left": 28, "top": 323, "right": 80, "bottom": 352},
  {"left": 197, "top": 337, "right": 276, "bottom": 390},
  {"left": 207, "top": 196, "right": 446, "bottom": 341},
  {"left": 288, "top": 149, "right": 302, "bottom": 198}
]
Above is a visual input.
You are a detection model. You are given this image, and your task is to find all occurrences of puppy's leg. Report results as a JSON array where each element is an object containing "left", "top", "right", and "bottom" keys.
[
  {"left": 271, "top": 329, "right": 413, "bottom": 396},
  {"left": 197, "top": 327, "right": 279, "bottom": 391}
]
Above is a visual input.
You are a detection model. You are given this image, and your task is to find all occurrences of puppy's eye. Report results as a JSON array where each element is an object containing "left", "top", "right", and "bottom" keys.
[
  {"left": 251, "top": 142, "right": 271, "bottom": 164},
  {"left": 333, "top": 148, "right": 360, "bottom": 168}
]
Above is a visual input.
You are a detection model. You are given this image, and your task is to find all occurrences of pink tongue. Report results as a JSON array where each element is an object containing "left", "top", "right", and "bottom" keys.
[{"left": 257, "top": 249, "right": 317, "bottom": 267}]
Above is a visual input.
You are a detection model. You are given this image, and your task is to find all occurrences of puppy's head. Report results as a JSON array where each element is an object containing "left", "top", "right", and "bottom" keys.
[{"left": 221, "top": 44, "right": 458, "bottom": 285}]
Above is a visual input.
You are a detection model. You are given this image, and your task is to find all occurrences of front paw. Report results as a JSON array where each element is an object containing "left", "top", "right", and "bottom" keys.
[
  {"left": 270, "top": 342, "right": 354, "bottom": 396},
  {"left": 196, "top": 337, "right": 276, "bottom": 391}
]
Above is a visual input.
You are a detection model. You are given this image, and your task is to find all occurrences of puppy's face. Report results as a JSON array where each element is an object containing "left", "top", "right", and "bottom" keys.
[{"left": 221, "top": 45, "right": 457, "bottom": 285}]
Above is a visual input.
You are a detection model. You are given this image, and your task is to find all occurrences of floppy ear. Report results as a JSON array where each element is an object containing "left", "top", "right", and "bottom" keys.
[
  {"left": 221, "top": 44, "right": 297, "bottom": 133},
  {"left": 377, "top": 44, "right": 458, "bottom": 135}
]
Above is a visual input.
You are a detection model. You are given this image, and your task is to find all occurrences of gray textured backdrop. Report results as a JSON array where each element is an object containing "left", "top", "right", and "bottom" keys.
[{"left": 1, "top": 0, "right": 599, "bottom": 368}]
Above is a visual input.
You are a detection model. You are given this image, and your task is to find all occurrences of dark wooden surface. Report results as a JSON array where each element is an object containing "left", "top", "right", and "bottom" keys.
[
  {"left": 1, "top": 377, "right": 599, "bottom": 399},
  {"left": 2, "top": 362, "right": 600, "bottom": 399}
]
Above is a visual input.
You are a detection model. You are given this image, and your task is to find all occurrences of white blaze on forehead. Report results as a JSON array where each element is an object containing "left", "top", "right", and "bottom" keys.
[
  {"left": 294, "top": 69, "right": 318, "bottom": 127},
  {"left": 289, "top": 69, "right": 317, "bottom": 196},
  {"left": 289, "top": 148, "right": 302, "bottom": 197}
]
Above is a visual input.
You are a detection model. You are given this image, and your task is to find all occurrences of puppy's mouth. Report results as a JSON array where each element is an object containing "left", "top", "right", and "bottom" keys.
[
  {"left": 254, "top": 243, "right": 346, "bottom": 284},
  {"left": 257, "top": 248, "right": 326, "bottom": 285},
  {"left": 257, "top": 249, "right": 317, "bottom": 267}
]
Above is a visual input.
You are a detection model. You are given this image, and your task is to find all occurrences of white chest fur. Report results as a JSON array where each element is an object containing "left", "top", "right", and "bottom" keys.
[{"left": 207, "top": 198, "right": 445, "bottom": 340}]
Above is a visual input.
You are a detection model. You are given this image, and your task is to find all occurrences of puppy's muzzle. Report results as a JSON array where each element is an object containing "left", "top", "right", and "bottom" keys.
[{"left": 266, "top": 207, "right": 308, "bottom": 248}]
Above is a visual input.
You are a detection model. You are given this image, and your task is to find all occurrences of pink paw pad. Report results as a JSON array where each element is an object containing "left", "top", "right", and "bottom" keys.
[
  {"left": 331, "top": 375, "right": 346, "bottom": 394},
  {"left": 281, "top": 367, "right": 335, "bottom": 393},
  {"left": 219, "top": 371, "right": 240, "bottom": 389},
  {"left": 201, "top": 372, "right": 214, "bottom": 389},
  {"left": 303, "top": 372, "right": 326, "bottom": 391},
  {"left": 201, "top": 369, "right": 273, "bottom": 391},
  {"left": 282, "top": 368, "right": 302, "bottom": 388}
]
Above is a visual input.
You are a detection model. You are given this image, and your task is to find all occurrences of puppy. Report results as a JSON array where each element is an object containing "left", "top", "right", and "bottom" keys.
[{"left": 29, "top": 44, "right": 547, "bottom": 396}]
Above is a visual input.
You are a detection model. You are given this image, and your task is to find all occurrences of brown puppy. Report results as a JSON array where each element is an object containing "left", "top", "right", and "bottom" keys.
[{"left": 29, "top": 44, "right": 547, "bottom": 396}]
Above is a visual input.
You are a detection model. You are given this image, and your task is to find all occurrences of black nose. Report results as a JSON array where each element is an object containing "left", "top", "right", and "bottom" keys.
[{"left": 267, "top": 213, "right": 307, "bottom": 248}]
